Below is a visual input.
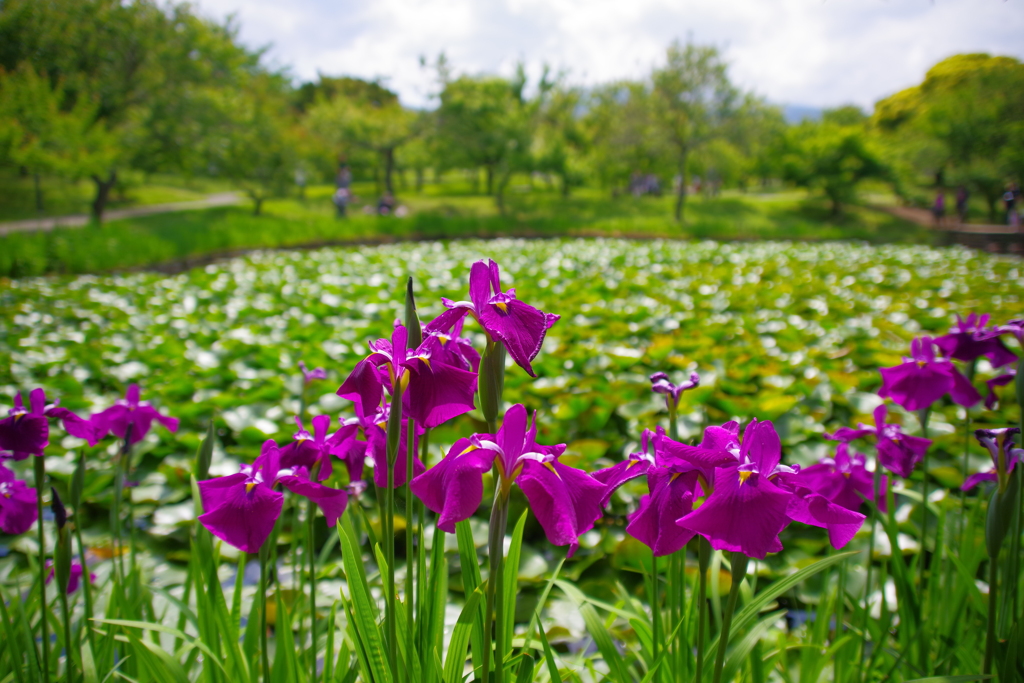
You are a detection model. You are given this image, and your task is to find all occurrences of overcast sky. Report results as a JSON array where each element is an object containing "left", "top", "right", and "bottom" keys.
[{"left": 191, "top": 0, "right": 1024, "bottom": 111}]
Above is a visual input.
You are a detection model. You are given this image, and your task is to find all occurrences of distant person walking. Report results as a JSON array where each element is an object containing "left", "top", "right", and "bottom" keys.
[
  {"left": 334, "top": 163, "right": 353, "bottom": 218},
  {"left": 955, "top": 185, "right": 969, "bottom": 224},
  {"left": 1006, "top": 183, "right": 1020, "bottom": 227},
  {"left": 932, "top": 191, "right": 945, "bottom": 227}
]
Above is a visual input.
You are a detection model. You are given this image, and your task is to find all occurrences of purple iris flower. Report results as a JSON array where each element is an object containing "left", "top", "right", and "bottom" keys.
[
  {"left": 795, "top": 443, "right": 887, "bottom": 513},
  {"left": 962, "top": 428, "right": 1020, "bottom": 491},
  {"left": 337, "top": 322, "right": 477, "bottom": 429},
  {"left": 985, "top": 370, "right": 1016, "bottom": 409},
  {"left": 828, "top": 404, "right": 931, "bottom": 479},
  {"left": 279, "top": 414, "right": 361, "bottom": 482},
  {"left": 198, "top": 440, "right": 348, "bottom": 553},
  {"left": 0, "top": 389, "right": 99, "bottom": 460},
  {"left": 615, "top": 430, "right": 701, "bottom": 557},
  {"left": 878, "top": 336, "right": 981, "bottom": 412},
  {"left": 422, "top": 316, "right": 481, "bottom": 373},
  {"left": 591, "top": 429, "right": 655, "bottom": 506},
  {"left": 434, "top": 260, "right": 560, "bottom": 377},
  {"left": 361, "top": 404, "right": 425, "bottom": 488},
  {"left": 299, "top": 361, "right": 328, "bottom": 383},
  {"left": 91, "top": 384, "right": 179, "bottom": 446},
  {"left": 0, "top": 462, "right": 37, "bottom": 535},
  {"left": 999, "top": 319, "right": 1024, "bottom": 345},
  {"left": 650, "top": 372, "right": 701, "bottom": 409},
  {"left": 46, "top": 560, "right": 94, "bottom": 594},
  {"left": 410, "top": 404, "right": 607, "bottom": 557},
  {"left": 676, "top": 420, "right": 798, "bottom": 559},
  {"left": 934, "top": 313, "right": 1018, "bottom": 368}
]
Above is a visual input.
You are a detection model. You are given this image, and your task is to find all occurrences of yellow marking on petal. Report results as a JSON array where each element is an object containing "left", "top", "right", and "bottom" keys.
[
  {"left": 738, "top": 470, "right": 753, "bottom": 485},
  {"left": 495, "top": 302, "right": 508, "bottom": 314},
  {"left": 245, "top": 482, "right": 257, "bottom": 493},
  {"left": 627, "top": 459, "right": 640, "bottom": 469},
  {"left": 843, "top": 472, "right": 851, "bottom": 478},
  {"left": 670, "top": 472, "right": 681, "bottom": 482},
  {"left": 458, "top": 444, "right": 479, "bottom": 457},
  {"left": 400, "top": 369, "right": 411, "bottom": 392},
  {"left": 377, "top": 421, "right": 387, "bottom": 430},
  {"left": 13, "top": 414, "right": 22, "bottom": 423},
  {"left": 916, "top": 361, "right": 927, "bottom": 368},
  {"left": 438, "top": 335, "right": 449, "bottom": 346},
  {"left": 543, "top": 462, "right": 561, "bottom": 479}
]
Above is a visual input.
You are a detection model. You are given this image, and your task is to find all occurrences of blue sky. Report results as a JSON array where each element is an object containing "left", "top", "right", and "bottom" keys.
[{"left": 193, "top": 0, "right": 1024, "bottom": 110}]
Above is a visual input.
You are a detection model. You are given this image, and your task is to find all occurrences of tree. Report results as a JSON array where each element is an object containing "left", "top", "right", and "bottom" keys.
[
  {"left": 0, "top": 63, "right": 115, "bottom": 212},
  {"left": 533, "top": 78, "right": 589, "bottom": 197},
  {"left": 651, "top": 41, "right": 738, "bottom": 222},
  {"left": 583, "top": 81, "right": 666, "bottom": 195},
  {"left": 208, "top": 75, "right": 297, "bottom": 216},
  {"left": 873, "top": 54, "right": 1024, "bottom": 219},
  {"left": 781, "top": 118, "right": 889, "bottom": 215},
  {"left": 306, "top": 79, "right": 418, "bottom": 196},
  {"left": 436, "top": 71, "right": 532, "bottom": 211},
  {"left": 0, "top": 0, "right": 263, "bottom": 221}
]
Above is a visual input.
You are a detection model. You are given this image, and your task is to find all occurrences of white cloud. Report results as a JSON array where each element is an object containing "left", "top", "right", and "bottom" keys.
[{"left": 193, "top": 0, "right": 1024, "bottom": 110}]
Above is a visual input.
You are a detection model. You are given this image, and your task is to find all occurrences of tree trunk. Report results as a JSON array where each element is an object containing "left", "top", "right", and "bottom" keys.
[
  {"left": 829, "top": 195, "right": 842, "bottom": 217},
  {"left": 33, "top": 173, "right": 43, "bottom": 213},
  {"left": 561, "top": 172, "right": 571, "bottom": 199},
  {"left": 486, "top": 165, "right": 494, "bottom": 196},
  {"left": 674, "top": 158, "right": 688, "bottom": 224},
  {"left": 382, "top": 149, "right": 396, "bottom": 196},
  {"left": 90, "top": 170, "right": 117, "bottom": 224},
  {"left": 415, "top": 168, "right": 424, "bottom": 193},
  {"left": 252, "top": 195, "right": 263, "bottom": 216}
]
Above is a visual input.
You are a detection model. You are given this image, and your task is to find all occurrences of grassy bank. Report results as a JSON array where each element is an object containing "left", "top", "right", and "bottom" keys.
[{"left": 0, "top": 183, "right": 932, "bottom": 277}]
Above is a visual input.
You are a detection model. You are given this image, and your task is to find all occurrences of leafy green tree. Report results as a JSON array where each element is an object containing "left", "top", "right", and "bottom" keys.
[
  {"left": 533, "top": 78, "right": 589, "bottom": 197},
  {"left": 781, "top": 118, "right": 889, "bottom": 215},
  {"left": 207, "top": 75, "right": 298, "bottom": 216},
  {"left": 651, "top": 41, "right": 738, "bottom": 222},
  {"left": 0, "top": 63, "right": 115, "bottom": 212},
  {"left": 0, "top": 0, "right": 263, "bottom": 221},
  {"left": 436, "top": 71, "right": 532, "bottom": 211},
  {"left": 874, "top": 54, "right": 1024, "bottom": 219},
  {"left": 306, "top": 80, "right": 419, "bottom": 196},
  {"left": 583, "top": 81, "right": 666, "bottom": 195}
]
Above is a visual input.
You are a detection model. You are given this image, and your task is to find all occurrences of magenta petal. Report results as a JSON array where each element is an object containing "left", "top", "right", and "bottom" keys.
[
  {"left": 743, "top": 420, "right": 782, "bottom": 474},
  {"left": 278, "top": 475, "right": 348, "bottom": 527},
  {"left": 197, "top": 477, "right": 283, "bottom": 553},
  {"left": 625, "top": 468, "right": 699, "bottom": 556},
  {"left": 410, "top": 438, "right": 495, "bottom": 532},
  {"left": 0, "top": 465, "right": 38, "bottom": 535},
  {"left": 654, "top": 434, "right": 736, "bottom": 480},
  {"left": 962, "top": 471, "right": 999, "bottom": 490},
  {"left": 367, "top": 421, "right": 425, "bottom": 488},
  {"left": 877, "top": 434, "right": 930, "bottom": 479},
  {"left": 948, "top": 367, "right": 981, "bottom": 407},
  {"left": 48, "top": 408, "right": 100, "bottom": 446},
  {"left": 591, "top": 456, "right": 651, "bottom": 507},
  {"left": 0, "top": 413, "right": 49, "bottom": 458},
  {"left": 517, "top": 460, "right": 607, "bottom": 558},
  {"left": 677, "top": 467, "right": 792, "bottom": 559},
  {"left": 879, "top": 362, "right": 952, "bottom": 412},
  {"left": 787, "top": 493, "right": 865, "bottom": 549},
  {"left": 337, "top": 359, "right": 385, "bottom": 416},
  {"left": 403, "top": 359, "right": 477, "bottom": 429},
  {"left": 478, "top": 298, "right": 551, "bottom": 377},
  {"left": 827, "top": 426, "right": 874, "bottom": 442},
  {"left": 468, "top": 261, "right": 492, "bottom": 312}
]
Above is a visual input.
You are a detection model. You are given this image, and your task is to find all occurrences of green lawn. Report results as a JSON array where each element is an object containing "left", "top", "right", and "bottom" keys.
[{"left": 0, "top": 180, "right": 934, "bottom": 277}]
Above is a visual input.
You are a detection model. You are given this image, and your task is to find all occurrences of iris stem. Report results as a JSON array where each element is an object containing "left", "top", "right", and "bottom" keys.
[
  {"left": 651, "top": 550, "right": 660, "bottom": 681},
  {"left": 385, "top": 456, "right": 397, "bottom": 679},
  {"left": 74, "top": 524, "right": 95, "bottom": 654},
  {"left": 405, "top": 417, "right": 415, "bottom": 683},
  {"left": 711, "top": 552, "right": 748, "bottom": 683},
  {"left": 58, "top": 574, "right": 73, "bottom": 683},
  {"left": 695, "top": 536, "right": 711, "bottom": 683},
  {"left": 33, "top": 457, "right": 51, "bottom": 683},
  {"left": 259, "top": 544, "right": 271, "bottom": 683},
  {"left": 482, "top": 485, "right": 510, "bottom": 683},
  {"left": 307, "top": 498, "right": 318, "bottom": 683},
  {"left": 984, "top": 552, "right": 998, "bottom": 674},
  {"left": 959, "top": 360, "right": 977, "bottom": 546},
  {"left": 859, "top": 467, "right": 881, "bottom": 683}
]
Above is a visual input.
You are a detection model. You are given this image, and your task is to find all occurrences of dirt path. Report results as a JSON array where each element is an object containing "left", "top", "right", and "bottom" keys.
[
  {"left": 872, "top": 203, "right": 1019, "bottom": 234},
  {"left": 0, "top": 192, "right": 241, "bottom": 236}
]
